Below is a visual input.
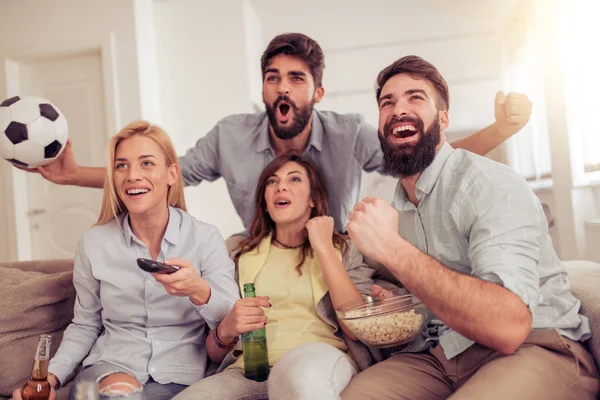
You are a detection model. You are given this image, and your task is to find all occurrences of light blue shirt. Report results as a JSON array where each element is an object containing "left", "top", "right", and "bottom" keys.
[
  {"left": 179, "top": 110, "right": 382, "bottom": 233},
  {"left": 394, "top": 142, "right": 591, "bottom": 359},
  {"left": 48, "top": 207, "right": 240, "bottom": 385}
]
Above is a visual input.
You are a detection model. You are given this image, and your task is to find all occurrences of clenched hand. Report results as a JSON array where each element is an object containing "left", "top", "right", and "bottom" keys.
[
  {"left": 306, "top": 216, "right": 335, "bottom": 255},
  {"left": 494, "top": 91, "right": 533, "bottom": 139},
  {"left": 347, "top": 197, "right": 401, "bottom": 265}
]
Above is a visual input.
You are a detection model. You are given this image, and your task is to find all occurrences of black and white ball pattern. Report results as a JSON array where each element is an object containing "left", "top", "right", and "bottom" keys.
[{"left": 0, "top": 95, "right": 68, "bottom": 168}]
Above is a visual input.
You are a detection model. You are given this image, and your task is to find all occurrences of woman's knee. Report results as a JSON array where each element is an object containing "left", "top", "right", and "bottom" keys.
[
  {"left": 268, "top": 343, "right": 356, "bottom": 399},
  {"left": 97, "top": 373, "right": 142, "bottom": 395}
]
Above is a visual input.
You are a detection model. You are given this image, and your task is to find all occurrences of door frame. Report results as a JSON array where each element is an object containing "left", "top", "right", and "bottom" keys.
[{"left": 1, "top": 34, "right": 121, "bottom": 261}]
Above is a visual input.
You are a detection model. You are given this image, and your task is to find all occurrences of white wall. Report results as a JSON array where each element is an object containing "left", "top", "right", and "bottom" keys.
[
  {"left": 585, "top": 218, "right": 600, "bottom": 263},
  {"left": 242, "top": 0, "right": 264, "bottom": 109},
  {"left": 0, "top": 0, "right": 148, "bottom": 261},
  {"left": 0, "top": 163, "right": 14, "bottom": 260},
  {"left": 252, "top": 0, "right": 510, "bottom": 52},
  {"left": 0, "top": 0, "right": 143, "bottom": 126},
  {"left": 154, "top": 0, "right": 255, "bottom": 238},
  {"left": 134, "top": 0, "right": 162, "bottom": 123}
]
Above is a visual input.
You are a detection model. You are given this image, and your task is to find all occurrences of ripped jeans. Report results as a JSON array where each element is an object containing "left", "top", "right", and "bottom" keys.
[{"left": 68, "top": 362, "right": 187, "bottom": 400}]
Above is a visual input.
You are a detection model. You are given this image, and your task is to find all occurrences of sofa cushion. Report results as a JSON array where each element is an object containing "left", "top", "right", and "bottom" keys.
[
  {"left": 564, "top": 260, "right": 600, "bottom": 370},
  {"left": 0, "top": 260, "right": 75, "bottom": 397}
]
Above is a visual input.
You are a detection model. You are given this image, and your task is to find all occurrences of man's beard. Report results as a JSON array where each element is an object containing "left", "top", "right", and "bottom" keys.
[
  {"left": 265, "top": 95, "right": 313, "bottom": 140},
  {"left": 378, "top": 116, "right": 441, "bottom": 178}
]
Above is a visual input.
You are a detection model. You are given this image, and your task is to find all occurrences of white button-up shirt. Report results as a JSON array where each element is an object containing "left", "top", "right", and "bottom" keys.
[{"left": 49, "top": 207, "right": 240, "bottom": 385}]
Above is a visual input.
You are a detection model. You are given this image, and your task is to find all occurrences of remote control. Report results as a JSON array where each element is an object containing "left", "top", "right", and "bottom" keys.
[{"left": 136, "top": 258, "right": 180, "bottom": 274}]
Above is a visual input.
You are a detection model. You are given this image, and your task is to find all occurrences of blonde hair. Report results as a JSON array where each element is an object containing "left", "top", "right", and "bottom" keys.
[{"left": 96, "top": 120, "right": 187, "bottom": 226}]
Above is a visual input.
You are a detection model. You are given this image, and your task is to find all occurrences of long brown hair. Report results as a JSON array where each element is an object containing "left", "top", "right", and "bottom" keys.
[
  {"left": 237, "top": 152, "right": 348, "bottom": 274},
  {"left": 96, "top": 120, "right": 186, "bottom": 226}
]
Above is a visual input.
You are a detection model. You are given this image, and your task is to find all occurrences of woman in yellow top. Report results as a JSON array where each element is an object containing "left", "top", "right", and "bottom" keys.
[{"left": 173, "top": 152, "right": 384, "bottom": 400}]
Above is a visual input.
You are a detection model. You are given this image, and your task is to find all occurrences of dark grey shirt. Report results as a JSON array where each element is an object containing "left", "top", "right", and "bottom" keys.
[
  {"left": 48, "top": 207, "right": 240, "bottom": 385},
  {"left": 179, "top": 110, "right": 382, "bottom": 232}
]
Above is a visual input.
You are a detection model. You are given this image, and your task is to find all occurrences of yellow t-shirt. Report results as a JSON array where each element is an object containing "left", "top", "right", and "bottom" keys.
[{"left": 232, "top": 246, "right": 346, "bottom": 369}]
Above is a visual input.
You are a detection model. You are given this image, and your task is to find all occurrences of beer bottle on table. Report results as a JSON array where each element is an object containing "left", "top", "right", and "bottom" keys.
[
  {"left": 241, "top": 283, "right": 270, "bottom": 381},
  {"left": 22, "top": 334, "right": 52, "bottom": 400}
]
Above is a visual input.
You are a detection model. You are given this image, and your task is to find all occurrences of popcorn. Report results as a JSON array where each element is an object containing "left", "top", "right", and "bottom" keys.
[{"left": 343, "top": 308, "right": 423, "bottom": 347}]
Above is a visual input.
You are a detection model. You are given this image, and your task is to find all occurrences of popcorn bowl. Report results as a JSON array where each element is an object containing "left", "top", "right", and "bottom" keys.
[{"left": 336, "top": 293, "right": 426, "bottom": 348}]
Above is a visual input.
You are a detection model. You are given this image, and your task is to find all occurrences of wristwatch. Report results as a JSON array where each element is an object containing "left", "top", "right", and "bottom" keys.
[
  {"left": 213, "top": 325, "right": 239, "bottom": 350},
  {"left": 48, "top": 372, "right": 61, "bottom": 390}
]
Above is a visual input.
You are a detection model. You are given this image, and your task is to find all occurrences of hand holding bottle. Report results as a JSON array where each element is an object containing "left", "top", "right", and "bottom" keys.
[
  {"left": 217, "top": 296, "right": 271, "bottom": 343},
  {"left": 239, "top": 283, "right": 270, "bottom": 382},
  {"left": 12, "top": 334, "right": 57, "bottom": 400}
]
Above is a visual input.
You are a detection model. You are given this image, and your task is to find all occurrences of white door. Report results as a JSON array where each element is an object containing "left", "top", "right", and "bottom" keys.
[{"left": 19, "top": 51, "right": 108, "bottom": 260}]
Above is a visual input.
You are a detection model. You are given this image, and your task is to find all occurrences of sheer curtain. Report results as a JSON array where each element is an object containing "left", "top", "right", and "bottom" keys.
[
  {"left": 502, "top": 9, "right": 552, "bottom": 183},
  {"left": 558, "top": 0, "right": 600, "bottom": 180}
]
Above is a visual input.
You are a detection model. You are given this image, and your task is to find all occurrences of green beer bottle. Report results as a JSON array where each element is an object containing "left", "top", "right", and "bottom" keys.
[{"left": 241, "top": 283, "right": 270, "bottom": 381}]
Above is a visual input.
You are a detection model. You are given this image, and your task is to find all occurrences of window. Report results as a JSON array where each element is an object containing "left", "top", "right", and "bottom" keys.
[
  {"left": 502, "top": 16, "right": 552, "bottom": 184},
  {"left": 558, "top": 0, "right": 600, "bottom": 182}
]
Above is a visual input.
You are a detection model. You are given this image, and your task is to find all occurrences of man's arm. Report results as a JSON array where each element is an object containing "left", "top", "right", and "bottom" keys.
[
  {"left": 450, "top": 124, "right": 503, "bottom": 156},
  {"left": 71, "top": 166, "right": 106, "bottom": 187},
  {"left": 15, "top": 139, "right": 106, "bottom": 188},
  {"left": 380, "top": 242, "right": 531, "bottom": 355},
  {"left": 178, "top": 123, "right": 223, "bottom": 186},
  {"left": 18, "top": 119, "right": 226, "bottom": 188},
  {"left": 450, "top": 91, "right": 532, "bottom": 156},
  {"left": 348, "top": 188, "right": 541, "bottom": 355}
]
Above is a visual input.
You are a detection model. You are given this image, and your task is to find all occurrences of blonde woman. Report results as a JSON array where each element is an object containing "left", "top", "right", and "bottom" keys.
[{"left": 13, "top": 121, "right": 239, "bottom": 400}]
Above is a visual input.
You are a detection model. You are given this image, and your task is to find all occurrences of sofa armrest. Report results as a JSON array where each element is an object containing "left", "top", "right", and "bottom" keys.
[{"left": 564, "top": 260, "right": 600, "bottom": 369}]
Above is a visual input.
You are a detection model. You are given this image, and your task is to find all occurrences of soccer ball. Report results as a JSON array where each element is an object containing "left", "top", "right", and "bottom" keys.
[{"left": 0, "top": 95, "right": 68, "bottom": 168}]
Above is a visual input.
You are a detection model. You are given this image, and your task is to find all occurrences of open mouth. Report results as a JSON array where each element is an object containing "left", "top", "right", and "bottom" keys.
[
  {"left": 126, "top": 188, "right": 150, "bottom": 197},
  {"left": 276, "top": 102, "right": 291, "bottom": 123},
  {"left": 274, "top": 197, "right": 291, "bottom": 207},
  {"left": 392, "top": 124, "right": 418, "bottom": 138},
  {"left": 387, "top": 123, "right": 419, "bottom": 144}
]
